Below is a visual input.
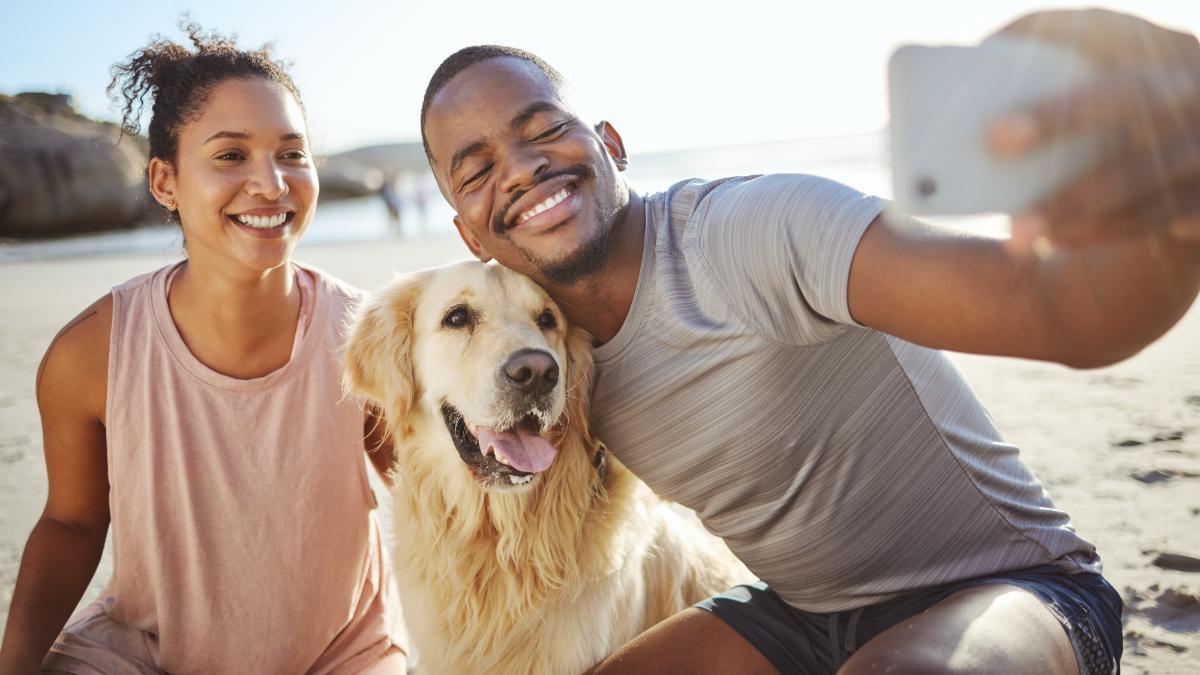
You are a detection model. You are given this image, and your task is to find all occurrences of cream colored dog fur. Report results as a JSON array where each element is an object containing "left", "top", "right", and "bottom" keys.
[{"left": 344, "top": 261, "right": 748, "bottom": 674}]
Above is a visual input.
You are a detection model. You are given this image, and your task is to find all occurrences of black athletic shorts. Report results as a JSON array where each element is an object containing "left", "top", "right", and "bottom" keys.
[{"left": 696, "top": 564, "right": 1122, "bottom": 674}]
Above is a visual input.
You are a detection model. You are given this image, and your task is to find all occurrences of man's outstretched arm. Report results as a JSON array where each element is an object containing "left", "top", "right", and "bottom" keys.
[
  {"left": 846, "top": 215, "right": 1199, "bottom": 368},
  {"left": 851, "top": 9, "right": 1200, "bottom": 368}
]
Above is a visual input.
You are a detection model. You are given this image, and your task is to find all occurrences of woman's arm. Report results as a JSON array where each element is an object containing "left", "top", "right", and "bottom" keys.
[
  {"left": 364, "top": 404, "right": 396, "bottom": 487},
  {"left": 0, "top": 296, "right": 112, "bottom": 674}
]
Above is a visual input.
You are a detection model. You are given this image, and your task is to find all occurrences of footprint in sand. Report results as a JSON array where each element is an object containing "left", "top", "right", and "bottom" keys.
[
  {"left": 1129, "top": 469, "right": 1199, "bottom": 484},
  {"left": 1089, "top": 374, "right": 1144, "bottom": 388},
  {"left": 1114, "top": 431, "right": 1186, "bottom": 448},
  {"left": 1143, "top": 588, "right": 1200, "bottom": 633},
  {"left": 1124, "top": 586, "right": 1200, "bottom": 655},
  {"left": 0, "top": 435, "right": 30, "bottom": 464},
  {"left": 1151, "top": 553, "right": 1200, "bottom": 573}
]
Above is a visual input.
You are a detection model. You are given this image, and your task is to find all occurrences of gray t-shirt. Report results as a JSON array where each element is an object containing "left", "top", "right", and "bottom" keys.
[{"left": 590, "top": 174, "right": 1098, "bottom": 613}]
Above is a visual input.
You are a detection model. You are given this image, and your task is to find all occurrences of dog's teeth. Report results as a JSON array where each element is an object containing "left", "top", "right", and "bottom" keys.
[{"left": 509, "top": 474, "right": 533, "bottom": 485}]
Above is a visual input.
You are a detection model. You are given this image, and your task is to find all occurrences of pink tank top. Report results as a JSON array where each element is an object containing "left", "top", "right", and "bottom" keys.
[{"left": 48, "top": 262, "right": 398, "bottom": 674}]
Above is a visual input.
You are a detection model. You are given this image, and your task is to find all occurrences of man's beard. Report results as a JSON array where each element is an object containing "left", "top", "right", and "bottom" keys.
[{"left": 524, "top": 223, "right": 610, "bottom": 285}]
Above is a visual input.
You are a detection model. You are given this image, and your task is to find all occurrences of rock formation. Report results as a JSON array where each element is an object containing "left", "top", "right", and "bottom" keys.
[{"left": 0, "top": 93, "right": 152, "bottom": 238}]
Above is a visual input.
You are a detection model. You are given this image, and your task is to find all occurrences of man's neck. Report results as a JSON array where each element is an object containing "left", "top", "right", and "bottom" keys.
[{"left": 544, "top": 190, "right": 646, "bottom": 344}]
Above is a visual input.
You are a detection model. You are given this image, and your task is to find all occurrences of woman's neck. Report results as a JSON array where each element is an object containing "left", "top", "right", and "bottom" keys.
[{"left": 167, "top": 257, "right": 301, "bottom": 379}]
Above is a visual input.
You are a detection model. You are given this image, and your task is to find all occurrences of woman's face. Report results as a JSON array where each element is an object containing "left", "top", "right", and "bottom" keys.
[{"left": 154, "top": 77, "right": 318, "bottom": 275}]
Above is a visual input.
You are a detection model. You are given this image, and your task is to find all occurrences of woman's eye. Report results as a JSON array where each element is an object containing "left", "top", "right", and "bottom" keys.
[
  {"left": 442, "top": 306, "right": 473, "bottom": 329},
  {"left": 537, "top": 310, "right": 557, "bottom": 330},
  {"left": 216, "top": 151, "right": 244, "bottom": 161},
  {"left": 281, "top": 149, "right": 308, "bottom": 160}
]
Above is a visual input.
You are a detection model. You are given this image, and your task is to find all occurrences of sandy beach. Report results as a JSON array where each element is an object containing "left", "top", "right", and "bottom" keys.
[{"left": 1, "top": 236, "right": 1197, "bottom": 673}]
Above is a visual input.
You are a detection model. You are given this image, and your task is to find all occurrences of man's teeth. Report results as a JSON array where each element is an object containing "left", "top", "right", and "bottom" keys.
[
  {"left": 235, "top": 213, "right": 288, "bottom": 229},
  {"left": 518, "top": 188, "right": 571, "bottom": 224}
]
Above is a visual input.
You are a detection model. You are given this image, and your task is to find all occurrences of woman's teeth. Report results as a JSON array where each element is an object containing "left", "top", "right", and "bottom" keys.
[
  {"left": 235, "top": 213, "right": 288, "bottom": 229},
  {"left": 518, "top": 188, "right": 571, "bottom": 225}
]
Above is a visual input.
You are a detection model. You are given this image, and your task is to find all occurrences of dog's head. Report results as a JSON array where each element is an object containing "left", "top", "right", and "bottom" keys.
[{"left": 345, "top": 261, "right": 594, "bottom": 492}]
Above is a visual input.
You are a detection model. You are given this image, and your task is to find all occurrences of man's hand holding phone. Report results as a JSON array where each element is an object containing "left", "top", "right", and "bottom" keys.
[{"left": 988, "top": 9, "right": 1200, "bottom": 251}]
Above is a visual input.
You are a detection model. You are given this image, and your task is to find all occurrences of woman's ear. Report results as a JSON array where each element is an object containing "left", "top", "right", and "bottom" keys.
[
  {"left": 343, "top": 272, "right": 428, "bottom": 423},
  {"left": 147, "top": 157, "right": 178, "bottom": 211}
]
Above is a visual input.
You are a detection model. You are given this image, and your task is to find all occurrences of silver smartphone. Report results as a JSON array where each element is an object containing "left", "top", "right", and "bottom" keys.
[{"left": 888, "top": 36, "right": 1111, "bottom": 217}]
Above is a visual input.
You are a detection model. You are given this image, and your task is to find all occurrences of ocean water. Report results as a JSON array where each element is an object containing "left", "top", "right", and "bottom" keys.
[{"left": 0, "top": 132, "right": 1010, "bottom": 262}]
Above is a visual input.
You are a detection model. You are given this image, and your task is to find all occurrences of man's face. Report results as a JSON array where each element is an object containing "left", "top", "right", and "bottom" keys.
[{"left": 424, "top": 57, "right": 629, "bottom": 285}]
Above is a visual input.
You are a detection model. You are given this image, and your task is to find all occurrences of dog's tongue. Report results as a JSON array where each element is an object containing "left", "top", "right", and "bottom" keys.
[{"left": 477, "top": 426, "right": 557, "bottom": 473}]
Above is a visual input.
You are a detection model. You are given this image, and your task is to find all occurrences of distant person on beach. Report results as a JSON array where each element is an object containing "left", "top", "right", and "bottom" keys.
[
  {"left": 381, "top": 175, "right": 403, "bottom": 234},
  {"left": 419, "top": 8, "right": 1198, "bottom": 674},
  {"left": 0, "top": 26, "right": 405, "bottom": 674}
]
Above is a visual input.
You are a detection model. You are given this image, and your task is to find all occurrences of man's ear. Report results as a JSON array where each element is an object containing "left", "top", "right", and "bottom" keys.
[
  {"left": 595, "top": 121, "right": 629, "bottom": 172},
  {"left": 454, "top": 215, "right": 493, "bottom": 262},
  {"left": 147, "top": 157, "right": 177, "bottom": 210}
]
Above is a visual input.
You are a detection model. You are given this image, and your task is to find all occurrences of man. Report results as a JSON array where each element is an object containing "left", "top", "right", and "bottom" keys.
[{"left": 419, "top": 9, "right": 1199, "bottom": 674}]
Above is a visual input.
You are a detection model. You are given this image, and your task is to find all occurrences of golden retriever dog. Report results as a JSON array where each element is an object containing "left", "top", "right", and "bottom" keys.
[{"left": 343, "top": 261, "right": 749, "bottom": 674}]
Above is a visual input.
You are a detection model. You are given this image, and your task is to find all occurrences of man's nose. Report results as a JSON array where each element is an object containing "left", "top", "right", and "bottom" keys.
[{"left": 498, "top": 145, "right": 550, "bottom": 195}]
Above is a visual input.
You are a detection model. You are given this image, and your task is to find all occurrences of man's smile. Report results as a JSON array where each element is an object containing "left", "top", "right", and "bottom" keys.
[
  {"left": 516, "top": 186, "right": 574, "bottom": 227},
  {"left": 494, "top": 166, "right": 594, "bottom": 234}
]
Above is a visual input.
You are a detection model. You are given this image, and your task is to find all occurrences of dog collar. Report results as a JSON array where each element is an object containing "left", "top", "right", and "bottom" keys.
[{"left": 593, "top": 443, "right": 608, "bottom": 484}]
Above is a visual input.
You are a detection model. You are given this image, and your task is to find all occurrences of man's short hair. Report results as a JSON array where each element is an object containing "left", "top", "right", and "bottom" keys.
[{"left": 420, "top": 45, "right": 567, "bottom": 161}]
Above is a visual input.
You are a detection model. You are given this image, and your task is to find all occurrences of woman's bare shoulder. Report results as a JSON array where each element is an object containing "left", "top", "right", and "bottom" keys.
[{"left": 36, "top": 293, "right": 113, "bottom": 420}]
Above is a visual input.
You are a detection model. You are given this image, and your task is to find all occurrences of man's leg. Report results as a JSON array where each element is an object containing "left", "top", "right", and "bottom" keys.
[
  {"left": 589, "top": 579, "right": 1101, "bottom": 674},
  {"left": 840, "top": 584, "right": 1079, "bottom": 675},
  {"left": 586, "top": 608, "right": 778, "bottom": 674}
]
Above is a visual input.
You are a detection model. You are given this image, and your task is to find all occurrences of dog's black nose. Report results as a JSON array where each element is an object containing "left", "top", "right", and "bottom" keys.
[{"left": 502, "top": 349, "right": 559, "bottom": 396}]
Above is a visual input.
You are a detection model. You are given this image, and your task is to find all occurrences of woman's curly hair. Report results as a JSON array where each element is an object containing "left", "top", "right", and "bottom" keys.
[{"left": 108, "top": 22, "right": 304, "bottom": 167}]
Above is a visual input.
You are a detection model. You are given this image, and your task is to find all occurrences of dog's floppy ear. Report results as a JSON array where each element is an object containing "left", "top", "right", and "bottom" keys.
[{"left": 343, "top": 272, "right": 428, "bottom": 420}]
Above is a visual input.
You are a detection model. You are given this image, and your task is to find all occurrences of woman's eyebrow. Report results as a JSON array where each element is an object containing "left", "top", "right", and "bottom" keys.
[{"left": 202, "top": 131, "right": 306, "bottom": 144}]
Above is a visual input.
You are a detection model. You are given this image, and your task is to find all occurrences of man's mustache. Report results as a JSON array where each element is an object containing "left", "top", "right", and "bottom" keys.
[{"left": 492, "top": 166, "right": 594, "bottom": 235}]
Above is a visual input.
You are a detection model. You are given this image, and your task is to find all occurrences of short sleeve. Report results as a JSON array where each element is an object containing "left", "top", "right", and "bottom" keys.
[{"left": 692, "top": 174, "right": 887, "bottom": 345}]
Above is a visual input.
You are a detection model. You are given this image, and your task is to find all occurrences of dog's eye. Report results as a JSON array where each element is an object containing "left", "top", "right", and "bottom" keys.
[
  {"left": 442, "top": 306, "right": 473, "bottom": 329},
  {"left": 536, "top": 309, "right": 557, "bottom": 330}
]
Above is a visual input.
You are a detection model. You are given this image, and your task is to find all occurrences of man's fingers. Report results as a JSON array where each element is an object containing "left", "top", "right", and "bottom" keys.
[
  {"left": 996, "top": 8, "right": 1200, "bottom": 69},
  {"left": 1032, "top": 176, "right": 1200, "bottom": 249},
  {"left": 989, "top": 71, "right": 1200, "bottom": 156},
  {"left": 1169, "top": 216, "right": 1200, "bottom": 243},
  {"left": 1036, "top": 137, "right": 1200, "bottom": 225}
]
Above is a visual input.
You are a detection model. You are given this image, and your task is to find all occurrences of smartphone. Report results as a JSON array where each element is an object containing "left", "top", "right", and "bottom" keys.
[{"left": 888, "top": 36, "right": 1112, "bottom": 216}]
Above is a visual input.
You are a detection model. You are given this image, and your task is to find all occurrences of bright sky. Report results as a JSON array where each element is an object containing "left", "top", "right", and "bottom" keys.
[{"left": 3, "top": 1, "right": 1197, "bottom": 155}]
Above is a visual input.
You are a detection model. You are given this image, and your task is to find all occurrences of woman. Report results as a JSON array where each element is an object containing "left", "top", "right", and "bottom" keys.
[{"left": 0, "top": 26, "right": 405, "bottom": 674}]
